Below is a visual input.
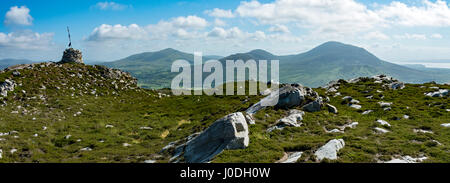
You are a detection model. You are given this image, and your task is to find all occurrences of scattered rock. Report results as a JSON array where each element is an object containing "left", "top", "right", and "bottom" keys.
[
  {"left": 374, "top": 127, "right": 390, "bottom": 134},
  {"left": 362, "top": 110, "right": 373, "bottom": 115},
  {"left": 139, "top": 127, "right": 152, "bottom": 130},
  {"left": 326, "top": 104, "right": 338, "bottom": 114},
  {"left": 413, "top": 129, "right": 433, "bottom": 134},
  {"left": 314, "top": 139, "right": 345, "bottom": 161},
  {"left": 144, "top": 160, "right": 157, "bottom": 163},
  {"left": 385, "top": 156, "right": 427, "bottom": 163},
  {"left": 123, "top": 143, "right": 131, "bottom": 147},
  {"left": 342, "top": 96, "right": 352, "bottom": 101},
  {"left": 378, "top": 102, "right": 392, "bottom": 107},
  {"left": 276, "top": 109, "right": 304, "bottom": 127},
  {"left": 105, "top": 124, "right": 114, "bottom": 128},
  {"left": 387, "top": 82, "right": 405, "bottom": 90},
  {"left": 425, "top": 89, "right": 448, "bottom": 97},
  {"left": 350, "top": 99, "right": 360, "bottom": 104},
  {"left": 80, "top": 147, "right": 92, "bottom": 151},
  {"left": 245, "top": 114, "right": 255, "bottom": 125},
  {"left": 403, "top": 115, "right": 410, "bottom": 119},
  {"left": 302, "top": 98, "right": 322, "bottom": 112},
  {"left": 376, "top": 119, "right": 391, "bottom": 127},
  {"left": 441, "top": 123, "right": 450, "bottom": 128},
  {"left": 0, "top": 79, "right": 16, "bottom": 97},
  {"left": 279, "top": 152, "right": 303, "bottom": 163},
  {"left": 349, "top": 104, "right": 362, "bottom": 110}
]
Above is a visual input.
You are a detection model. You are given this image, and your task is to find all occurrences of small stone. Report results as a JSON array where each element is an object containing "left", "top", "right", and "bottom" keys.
[
  {"left": 144, "top": 160, "right": 157, "bottom": 163},
  {"left": 349, "top": 104, "right": 362, "bottom": 109},
  {"left": 105, "top": 124, "right": 114, "bottom": 128},
  {"left": 362, "top": 110, "right": 373, "bottom": 115},
  {"left": 80, "top": 147, "right": 92, "bottom": 151},
  {"left": 441, "top": 123, "right": 450, "bottom": 128},
  {"left": 326, "top": 104, "right": 338, "bottom": 114},
  {"left": 139, "top": 127, "right": 152, "bottom": 130},
  {"left": 376, "top": 119, "right": 391, "bottom": 127},
  {"left": 374, "top": 127, "right": 390, "bottom": 133},
  {"left": 123, "top": 143, "right": 131, "bottom": 147},
  {"left": 281, "top": 152, "right": 303, "bottom": 163}
]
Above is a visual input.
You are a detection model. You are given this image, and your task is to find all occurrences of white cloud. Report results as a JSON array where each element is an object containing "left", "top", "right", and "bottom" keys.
[
  {"left": 214, "top": 19, "right": 227, "bottom": 26},
  {"left": 205, "top": 8, "right": 235, "bottom": 18},
  {"left": 0, "top": 30, "right": 54, "bottom": 50},
  {"left": 394, "top": 33, "right": 427, "bottom": 40},
  {"left": 236, "top": 0, "right": 383, "bottom": 35},
  {"left": 171, "top": 15, "right": 208, "bottom": 29},
  {"left": 4, "top": 6, "right": 33, "bottom": 26},
  {"left": 86, "top": 24, "right": 147, "bottom": 41},
  {"left": 431, "top": 33, "right": 443, "bottom": 39},
  {"left": 268, "top": 24, "right": 290, "bottom": 33},
  {"left": 234, "top": 0, "right": 450, "bottom": 38},
  {"left": 376, "top": 0, "right": 450, "bottom": 27},
  {"left": 94, "top": 1, "right": 130, "bottom": 11},
  {"left": 363, "top": 31, "right": 390, "bottom": 40}
]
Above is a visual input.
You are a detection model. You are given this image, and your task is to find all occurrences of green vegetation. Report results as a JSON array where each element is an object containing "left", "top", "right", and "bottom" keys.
[{"left": 0, "top": 62, "right": 449, "bottom": 163}]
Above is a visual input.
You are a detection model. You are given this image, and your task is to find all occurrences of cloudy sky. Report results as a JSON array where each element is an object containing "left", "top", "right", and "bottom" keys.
[{"left": 1, "top": 0, "right": 450, "bottom": 63}]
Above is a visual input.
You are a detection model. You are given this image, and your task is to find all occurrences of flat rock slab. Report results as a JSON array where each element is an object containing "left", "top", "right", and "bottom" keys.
[
  {"left": 385, "top": 156, "right": 427, "bottom": 163},
  {"left": 280, "top": 152, "right": 303, "bottom": 163},
  {"left": 374, "top": 127, "right": 390, "bottom": 134},
  {"left": 183, "top": 112, "right": 249, "bottom": 163},
  {"left": 314, "top": 139, "right": 345, "bottom": 161}
]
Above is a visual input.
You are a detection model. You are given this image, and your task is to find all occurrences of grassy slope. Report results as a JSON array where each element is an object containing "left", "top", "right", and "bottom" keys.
[
  {"left": 214, "top": 81, "right": 449, "bottom": 163},
  {"left": 0, "top": 63, "right": 449, "bottom": 163}
]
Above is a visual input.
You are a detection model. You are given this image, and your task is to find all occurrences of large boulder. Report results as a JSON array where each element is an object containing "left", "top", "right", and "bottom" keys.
[
  {"left": 246, "top": 84, "right": 316, "bottom": 114},
  {"left": 302, "top": 98, "right": 322, "bottom": 112},
  {"left": 168, "top": 112, "right": 249, "bottom": 163},
  {"left": 314, "top": 139, "right": 345, "bottom": 161},
  {"left": 0, "top": 79, "right": 15, "bottom": 97},
  {"left": 59, "top": 48, "right": 83, "bottom": 64}
]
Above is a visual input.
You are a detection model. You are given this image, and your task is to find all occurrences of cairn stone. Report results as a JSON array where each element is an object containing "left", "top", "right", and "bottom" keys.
[{"left": 59, "top": 48, "right": 83, "bottom": 64}]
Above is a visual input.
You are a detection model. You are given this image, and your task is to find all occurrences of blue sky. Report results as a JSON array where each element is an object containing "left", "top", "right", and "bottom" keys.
[{"left": 1, "top": 0, "right": 450, "bottom": 64}]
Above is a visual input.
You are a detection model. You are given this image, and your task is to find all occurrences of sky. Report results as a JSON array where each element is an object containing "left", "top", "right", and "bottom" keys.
[{"left": 1, "top": 0, "right": 450, "bottom": 63}]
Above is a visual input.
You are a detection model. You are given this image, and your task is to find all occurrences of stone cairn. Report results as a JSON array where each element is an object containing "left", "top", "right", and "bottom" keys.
[{"left": 59, "top": 48, "right": 83, "bottom": 64}]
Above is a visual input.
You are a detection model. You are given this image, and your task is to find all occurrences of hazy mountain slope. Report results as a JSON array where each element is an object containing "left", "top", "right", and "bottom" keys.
[
  {"left": 102, "top": 48, "right": 220, "bottom": 88},
  {"left": 279, "top": 42, "right": 448, "bottom": 86},
  {"left": 102, "top": 42, "right": 450, "bottom": 88},
  {"left": 0, "top": 59, "right": 34, "bottom": 69}
]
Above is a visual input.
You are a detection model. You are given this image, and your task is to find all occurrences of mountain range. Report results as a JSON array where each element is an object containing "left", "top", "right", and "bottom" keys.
[{"left": 101, "top": 41, "right": 450, "bottom": 88}]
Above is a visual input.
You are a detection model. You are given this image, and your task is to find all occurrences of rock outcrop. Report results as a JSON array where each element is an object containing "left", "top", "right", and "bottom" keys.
[
  {"left": 163, "top": 112, "right": 250, "bottom": 163},
  {"left": 425, "top": 89, "right": 448, "bottom": 97},
  {"left": 0, "top": 79, "right": 15, "bottom": 97},
  {"left": 302, "top": 98, "right": 322, "bottom": 112},
  {"left": 267, "top": 109, "right": 304, "bottom": 132},
  {"left": 246, "top": 84, "right": 317, "bottom": 114},
  {"left": 314, "top": 139, "right": 345, "bottom": 161},
  {"left": 59, "top": 48, "right": 83, "bottom": 64}
]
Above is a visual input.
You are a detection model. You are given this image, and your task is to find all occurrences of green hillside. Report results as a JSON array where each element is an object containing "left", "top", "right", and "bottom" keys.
[
  {"left": 1, "top": 62, "right": 449, "bottom": 162},
  {"left": 100, "top": 42, "right": 450, "bottom": 89},
  {"left": 102, "top": 48, "right": 221, "bottom": 88}
]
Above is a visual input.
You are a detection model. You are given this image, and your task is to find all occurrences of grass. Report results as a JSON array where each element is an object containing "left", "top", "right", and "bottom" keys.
[{"left": 0, "top": 63, "right": 449, "bottom": 163}]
